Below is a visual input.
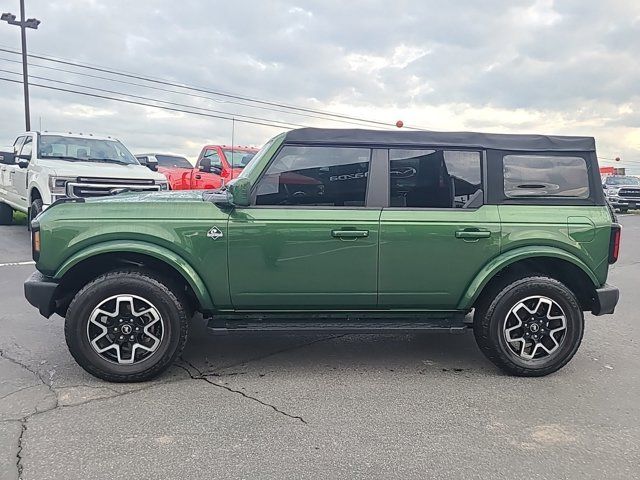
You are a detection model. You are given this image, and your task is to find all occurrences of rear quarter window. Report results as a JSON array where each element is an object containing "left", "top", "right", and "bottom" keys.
[{"left": 503, "top": 155, "right": 589, "bottom": 199}]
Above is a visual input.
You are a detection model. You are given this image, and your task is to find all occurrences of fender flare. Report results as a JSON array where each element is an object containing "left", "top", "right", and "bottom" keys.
[
  {"left": 457, "top": 246, "right": 600, "bottom": 310},
  {"left": 54, "top": 240, "right": 214, "bottom": 310}
]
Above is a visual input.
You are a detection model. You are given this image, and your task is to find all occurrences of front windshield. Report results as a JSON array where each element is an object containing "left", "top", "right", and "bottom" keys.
[
  {"left": 38, "top": 135, "right": 139, "bottom": 165},
  {"left": 237, "top": 136, "right": 280, "bottom": 179},
  {"left": 222, "top": 149, "right": 257, "bottom": 169},
  {"left": 606, "top": 176, "right": 640, "bottom": 186},
  {"left": 155, "top": 154, "right": 192, "bottom": 168}
]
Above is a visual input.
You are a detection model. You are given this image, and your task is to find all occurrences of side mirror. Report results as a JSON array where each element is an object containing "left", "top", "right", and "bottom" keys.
[
  {"left": 144, "top": 157, "right": 158, "bottom": 172},
  {"left": 228, "top": 177, "right": 252, "bottom": 207},
  {"left": 17, "top": 157, "right": 29, "bottom": 168},
  {"left": 199, "top": 157, "right": 212, "bottom": 173},
  {"left": 204, "top": 189, "right": 234, "bottom": 208}
]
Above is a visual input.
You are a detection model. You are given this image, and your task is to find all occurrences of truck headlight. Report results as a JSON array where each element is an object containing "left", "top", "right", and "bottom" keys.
[{"left": 49, "top": 176, "right": 76, "bottom": 195}]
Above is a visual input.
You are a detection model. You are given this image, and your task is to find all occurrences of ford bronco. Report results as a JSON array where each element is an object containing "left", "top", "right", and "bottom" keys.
[{"left": 24, "top": 128, "right": 621, "bottom": 382}]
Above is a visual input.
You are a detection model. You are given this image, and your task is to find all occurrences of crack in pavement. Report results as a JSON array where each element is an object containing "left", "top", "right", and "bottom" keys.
[
  {"left": 175, "top": 361, "right": 308, "bottom": 425},
  {"left": 16, "top": 420, "right": 26, "bottom": 479},
  {"left": 200, "top": 334, "right": 348, "bottom": 375}
]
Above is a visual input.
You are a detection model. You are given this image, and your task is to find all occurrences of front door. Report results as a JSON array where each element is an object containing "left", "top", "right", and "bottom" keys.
[
  {"left": 378, "top": 148, "right": 501, "bottom": 309},
  {"left": 192, "top": 148, "right": 223, "bottom": 189},
  {"left": 228, "top": 145, "right": 380, "bottom": 309},
  {"left": 12, "top": 135, "right": 32, "bottom": 206}
]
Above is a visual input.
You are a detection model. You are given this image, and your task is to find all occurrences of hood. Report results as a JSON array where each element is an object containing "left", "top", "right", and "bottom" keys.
[
  {"left": 37, "top": 159, "right": 166, "bottom": 182},
  {"left": 84, "top": 189, "right": 205, "bottom": 204}
]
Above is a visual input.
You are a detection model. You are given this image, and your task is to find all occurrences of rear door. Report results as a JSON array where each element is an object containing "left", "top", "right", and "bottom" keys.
[
  {"left": 227, "top": 145, "right": 382, "bottom": 309},
  {"left": 1, "top": 137, "right": 24, "bottom": 205},
  {"left": 378, "top": 148, "right": 501, "bottom": 309}
]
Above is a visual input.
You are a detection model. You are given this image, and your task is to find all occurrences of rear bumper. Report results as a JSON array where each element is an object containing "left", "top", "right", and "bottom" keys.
[
  {"left": 24, "top": 271, "right": 59, "bottom": 318},
  {"left": 592, "top": 283, "right": 619, "bottom": 316}
]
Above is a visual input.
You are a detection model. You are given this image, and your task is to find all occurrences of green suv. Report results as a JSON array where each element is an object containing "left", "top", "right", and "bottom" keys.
[{"left": 24, "top": 128, "right": 621, "bottom": 381}]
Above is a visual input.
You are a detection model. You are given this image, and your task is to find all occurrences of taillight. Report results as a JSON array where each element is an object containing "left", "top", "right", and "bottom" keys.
[{"left": 609, "top": 223, "right": 621, "bottom": 264}]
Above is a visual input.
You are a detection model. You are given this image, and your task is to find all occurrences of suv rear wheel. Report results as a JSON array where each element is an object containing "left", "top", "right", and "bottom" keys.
[
  {"left": 65, "top": 269, "right": 189, "bottom": 382},
  {"left": 474, "top": 276, "right": 584, "bottom": 376}
]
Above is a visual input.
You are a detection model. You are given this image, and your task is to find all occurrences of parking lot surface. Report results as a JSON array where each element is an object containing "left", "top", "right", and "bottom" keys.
[{"left": 1, "top": 216, "right": 639, "bottom": 479}]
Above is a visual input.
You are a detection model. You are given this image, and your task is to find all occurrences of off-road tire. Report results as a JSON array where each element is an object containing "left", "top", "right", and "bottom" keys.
[
  {"left": 65, "top": 269, "right": 189, "bottom": 382},
  {"left": 474, "top": 276, "right": 584, "bottom": 377},
  {"left": 28, "top": 198, "right": 43, "bottom": 230},
  {"left": 0, "top": 202, "right": 13, "bottom": 225}
]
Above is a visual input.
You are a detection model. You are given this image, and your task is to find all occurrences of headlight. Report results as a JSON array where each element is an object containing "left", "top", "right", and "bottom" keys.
[{"left": 49, "top": 176, "right": 76, "bottom": 195}]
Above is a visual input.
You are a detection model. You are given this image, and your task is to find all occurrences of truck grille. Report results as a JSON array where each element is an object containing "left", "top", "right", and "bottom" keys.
[
  {"left": 66, "top": 178, "right": 160, "bottom": 198},
  {"left": 618, "top": 188, "right": 640, "bottom": 198}
]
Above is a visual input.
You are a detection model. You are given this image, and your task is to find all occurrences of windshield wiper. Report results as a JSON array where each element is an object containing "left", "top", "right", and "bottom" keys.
[
  {"left": 39, "top": 155, "right": 81, "bottom": 161},
  {"left": 84, "top": 158, "right": 130, "bottom": 165}
]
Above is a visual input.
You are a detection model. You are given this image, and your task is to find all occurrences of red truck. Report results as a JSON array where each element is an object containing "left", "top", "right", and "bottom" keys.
[{"left": 136, "top": 145, "right": 258, "bottom": 190}]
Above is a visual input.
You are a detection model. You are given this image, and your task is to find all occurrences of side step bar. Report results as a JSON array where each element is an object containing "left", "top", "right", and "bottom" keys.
[{"left": 207, "top": 318, "right": 469, "bottom": 334}]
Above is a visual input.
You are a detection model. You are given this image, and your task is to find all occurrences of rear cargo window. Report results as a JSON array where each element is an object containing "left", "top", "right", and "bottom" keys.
[{"left": 503, "top": 155, "right": 589, "bottom": 199}]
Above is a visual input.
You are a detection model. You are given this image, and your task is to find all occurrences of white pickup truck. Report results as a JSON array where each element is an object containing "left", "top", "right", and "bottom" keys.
[{"left": 0, "top": 131, "right": 168, "bottom": 225}]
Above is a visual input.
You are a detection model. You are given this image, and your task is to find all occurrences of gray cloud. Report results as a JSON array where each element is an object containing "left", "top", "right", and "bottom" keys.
[{"left": 0, "top": 0, "right": 638, "bottom": 170}]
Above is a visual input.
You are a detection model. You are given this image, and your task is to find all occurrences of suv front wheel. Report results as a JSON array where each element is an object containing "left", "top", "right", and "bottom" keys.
[
  {"left": 474, "top": 276, "right": 584, "bottom": 376},
  {"left": 65, "top": 269, "right": 189, "bottom": 382}
]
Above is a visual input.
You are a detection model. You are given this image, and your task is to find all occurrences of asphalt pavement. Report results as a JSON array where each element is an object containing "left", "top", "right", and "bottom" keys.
[{"left": 0, "top": 215, "right": 639, "bottom": 479}]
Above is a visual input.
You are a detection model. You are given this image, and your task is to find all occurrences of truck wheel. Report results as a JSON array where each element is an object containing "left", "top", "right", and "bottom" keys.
[
  {"left": 28, "top": 198, "right": 43, "bottom": 229},
  {"left": 65, "top": 269, "right": 189, "bottom": 382},
  {"left": 473, "top": 276, "right": 584, "bottom": 377},
  {"left": 0, "top": 202, "right": 13, "bottom": 225}
]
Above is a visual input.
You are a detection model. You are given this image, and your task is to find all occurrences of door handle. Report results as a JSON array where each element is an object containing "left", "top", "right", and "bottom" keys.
[
  {"left": 455, "top": 229, "right": 491, "bottom": 239},
  {"left": 331, "top": 229, "right": 369, "bottom": 239},
  {"left": 194, "top": 174, "right": 202, "bottom": 180}
]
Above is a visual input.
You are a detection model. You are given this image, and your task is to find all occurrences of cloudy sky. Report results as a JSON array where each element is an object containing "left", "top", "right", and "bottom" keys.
[{"left": 0, "top": 0, "right": 638, "bottom": 170}]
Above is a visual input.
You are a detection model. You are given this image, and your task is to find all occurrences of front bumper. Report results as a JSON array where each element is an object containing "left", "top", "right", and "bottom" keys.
[
  {"left": 592, "top": 283, "right": 619, "bottom": 316},
  {"left": 24, "top": 271, "right": 59, "bottom": 318},
  {"left": 607, "top": 197, "right": 640, "bottom": 209}
]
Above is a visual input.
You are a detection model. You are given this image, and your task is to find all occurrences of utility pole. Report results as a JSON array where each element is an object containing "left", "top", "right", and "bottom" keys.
[{"left": 1, "top": 1, "right": 41, "bottom": 131}]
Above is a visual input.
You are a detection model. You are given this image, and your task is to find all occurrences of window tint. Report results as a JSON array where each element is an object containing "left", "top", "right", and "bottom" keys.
[
  {"left": 503, "top": 155, "right": 589, "bottom": 198},
  {"left": 13, "top": 136, "right": 25, "bottom": 154},
  {"left": 20, "top": 137, "right": 33, "bottom": 158},
  {"left": 389, "top": 149, "right": 482, "bottom": 208},
  {"left": 155, "top": 155, "right": 192, "bottom": 168},
  {"left": 255, "top": 146, "right": 371, "bottom": 206},
  {"left": 201, "top": 149, "right": 222, "bottom": 167}
]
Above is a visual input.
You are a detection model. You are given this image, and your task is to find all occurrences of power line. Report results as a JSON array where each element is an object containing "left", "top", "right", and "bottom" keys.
[
  {"left": 0, "top": 67, "right": 307, "bottom": 129},
  {"left": 0, "top": 46, "right": 424, "bottom": 130},
  {"left": 0, "top": 56, "right": 383, "bottom": 129},
  {"left": 0, "top": 76, "right": 299, "bottom": 130}
]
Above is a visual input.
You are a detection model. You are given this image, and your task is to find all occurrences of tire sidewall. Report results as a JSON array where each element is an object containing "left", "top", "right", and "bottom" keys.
[
  {"left": 488, "top": 280, "right": 584, "bottom": 373},
  {"left": 66, "top": 273, "right": 185, "bottom": 379}
]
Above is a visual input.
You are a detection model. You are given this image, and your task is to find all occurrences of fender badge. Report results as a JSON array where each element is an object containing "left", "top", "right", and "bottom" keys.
[{"left": 207, "top": 226, "right": 224, "bottom": 240}]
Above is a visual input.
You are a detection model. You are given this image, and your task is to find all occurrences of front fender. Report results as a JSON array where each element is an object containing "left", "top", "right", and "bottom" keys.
[
  {"left": 54, "top": 240, "right": 214, "bottom": 310},
  {"left": 457, "top": 246, "right": 600, "bottom": 310}
]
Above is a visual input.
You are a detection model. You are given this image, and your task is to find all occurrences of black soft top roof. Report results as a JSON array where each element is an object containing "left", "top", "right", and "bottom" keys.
[{"left": 284, "top": 128, "right": 595, "bottom": 153}]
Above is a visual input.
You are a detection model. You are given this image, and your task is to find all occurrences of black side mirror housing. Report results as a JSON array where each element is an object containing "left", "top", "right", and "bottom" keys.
[
  {"left": 17, "top": 157, "right": 29, "bottom": 168},
  {"left": 199, "top": 157, "right": 212, "bottom": 173},
  {"left": 145, "top": 157, "right": 158, "bottom": 171}
]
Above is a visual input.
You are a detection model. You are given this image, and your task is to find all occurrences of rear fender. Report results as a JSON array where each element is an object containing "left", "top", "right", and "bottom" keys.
[{"left": 457, "top": 246, "right": 599, "bottom": 310}]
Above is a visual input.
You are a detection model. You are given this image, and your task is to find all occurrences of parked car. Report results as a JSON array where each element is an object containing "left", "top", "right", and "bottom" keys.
[
  {"left": 602, "top": 174, "right": 640, "bottom": 212},
  {"left": 136, "top": 146, "right": 258, "bottom": 191},
  {"left": 0, "top": 132, "right": 168, "bottom": 225},
  {"left": 192, "top": 145, "right": 258, "bottom": 189},
  {"left": 24, "top": 128, "right": 620, "bottom": 382},
  {"left": 135, "top": 153, "right": 193, "bottom": 190}
]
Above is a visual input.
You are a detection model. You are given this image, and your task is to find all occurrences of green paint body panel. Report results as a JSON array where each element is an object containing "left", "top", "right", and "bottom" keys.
[{"left": 33, "top": 140, "right": 614, "bottom": 316}]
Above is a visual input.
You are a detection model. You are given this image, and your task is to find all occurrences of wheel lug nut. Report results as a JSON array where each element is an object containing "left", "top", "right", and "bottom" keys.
[
  {"left": 130, "top": 335, "right": 134, "bottom": 341},
  {"left": 119, "top": 335, "right": 124, "bottom": 340}
]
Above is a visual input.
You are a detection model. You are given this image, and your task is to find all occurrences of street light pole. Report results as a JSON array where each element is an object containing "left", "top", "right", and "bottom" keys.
[{"left": 1, "top": 0, "right": 41, "bottom": 131}]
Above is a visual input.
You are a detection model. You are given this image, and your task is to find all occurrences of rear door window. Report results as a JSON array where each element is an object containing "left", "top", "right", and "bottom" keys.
[
  {"left": 503, "top": 155, "right": 589, "bottom": 198},
  {"left": 389, "top": 149, "right": 482, "bottom": 208}
]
